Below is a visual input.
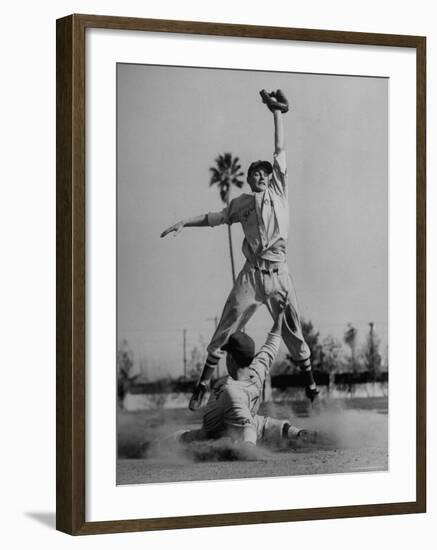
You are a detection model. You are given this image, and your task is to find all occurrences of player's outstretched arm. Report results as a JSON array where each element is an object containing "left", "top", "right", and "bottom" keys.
[{"left": 160, "top": 214, "right": 208, "bottom": 238}]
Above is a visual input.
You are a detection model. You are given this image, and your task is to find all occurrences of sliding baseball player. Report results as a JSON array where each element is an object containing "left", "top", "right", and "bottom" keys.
[{"left": 172, "top": 295, "right": 317, "bottom": 448}]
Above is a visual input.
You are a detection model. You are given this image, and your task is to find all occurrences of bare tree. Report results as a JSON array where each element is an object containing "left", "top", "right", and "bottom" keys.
[
  {"left": 209, "top": 153, "right": 244, "bottom": 283},
  {"left": 362, "top": 322, "right": 382, "bottom": 379},
  {"left": 344, "top": 323, "right": 358, "bottom": 371},
  {"left": 188, "top": 338, "right": 207, "bottom": 379},
  {"left": 117, "top": 339, "right": 134, "bottom": 408},
  {"left": 321, "top": 335, "right": 344, "bottom": 373}
]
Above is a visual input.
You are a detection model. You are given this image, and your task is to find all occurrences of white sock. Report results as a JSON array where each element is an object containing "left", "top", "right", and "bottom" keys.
[{"left": 285, "top": 424, "right": 302, "bottom": 440}]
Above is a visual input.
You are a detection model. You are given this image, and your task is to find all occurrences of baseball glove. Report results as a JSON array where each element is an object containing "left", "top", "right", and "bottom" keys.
[{"left": 259, "top": 89, "right": 289, "bottom": 113}]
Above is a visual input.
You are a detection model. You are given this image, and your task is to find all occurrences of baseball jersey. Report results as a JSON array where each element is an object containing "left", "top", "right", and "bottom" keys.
[
  {"left": 202, "top": 332, "right": 281, "bottom": 443},
  {"left": 207, "top": 150, "right": 289, "bottom": 264}
]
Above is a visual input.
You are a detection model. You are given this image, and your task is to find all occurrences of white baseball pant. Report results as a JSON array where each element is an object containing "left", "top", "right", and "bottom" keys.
[{"left": 205, "top": 260, "right": 311, "bottom": 369}]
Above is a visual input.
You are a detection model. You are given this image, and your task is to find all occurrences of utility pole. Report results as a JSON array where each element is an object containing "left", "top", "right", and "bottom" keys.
[
  {"left": 183, "top": 328, "right": 187, "bottom": 379},
  {"left": 368, "top": 322, "right": 375, "bottom": 376}
]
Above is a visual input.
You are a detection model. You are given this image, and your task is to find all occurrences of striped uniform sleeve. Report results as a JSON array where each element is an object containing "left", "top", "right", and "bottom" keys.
[
  {"left": 250, "top": 332, "right": 281, "bottom": 388},
  {"left": 207, "top": 208, "right": 228, "bottom": 227},
  {"left": 207, "top": 198, "right": 239, "bottom": 227}
]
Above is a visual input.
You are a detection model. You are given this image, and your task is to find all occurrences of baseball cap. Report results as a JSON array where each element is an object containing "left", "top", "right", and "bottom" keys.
[
  {"left": 247, "top": 160, "right": 273, "bottom": 180},
  {"left": 221, "top": 331, "right": 255, "bottom": 367}
]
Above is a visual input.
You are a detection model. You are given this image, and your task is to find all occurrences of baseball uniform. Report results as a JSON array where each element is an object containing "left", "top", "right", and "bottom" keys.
[
  {"left": 203, "top": 331, "right": 287, "bottom": 443},
  {"left": 203, "top": 149, "right": 311, "bottom": 374}
]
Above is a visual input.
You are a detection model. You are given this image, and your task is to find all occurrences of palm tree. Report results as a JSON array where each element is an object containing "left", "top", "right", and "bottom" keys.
[{"left": 209, "top": 153, "right": 244, "bottom": 283}]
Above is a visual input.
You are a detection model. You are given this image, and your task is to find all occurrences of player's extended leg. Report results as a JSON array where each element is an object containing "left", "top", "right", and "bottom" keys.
[
  {"left": 266, "top": 269, "right": 319, "bottom": 402},
  {"left": 189, "top": 266, "right": 261, "bottom": 411},
  {"left": 254, "top": 415, "right": 317, "bottom": 445}
]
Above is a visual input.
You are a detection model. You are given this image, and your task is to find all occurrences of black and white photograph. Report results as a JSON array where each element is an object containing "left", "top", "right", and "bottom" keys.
[
  {"left": 1, "top": 0, "right": 433, "bottom": 544},
  {"left": 116, "top": 63, "right": 388, "bottom": 485}
]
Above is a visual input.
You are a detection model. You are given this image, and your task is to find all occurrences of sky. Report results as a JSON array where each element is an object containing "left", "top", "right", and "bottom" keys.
[{"left": 117, "top": 63, "right": 388, "bottom": 378}]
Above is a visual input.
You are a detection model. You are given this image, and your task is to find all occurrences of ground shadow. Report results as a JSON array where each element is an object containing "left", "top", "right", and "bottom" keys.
[{"left": 25, "top": 512, "right": 56, "bottom": 529}]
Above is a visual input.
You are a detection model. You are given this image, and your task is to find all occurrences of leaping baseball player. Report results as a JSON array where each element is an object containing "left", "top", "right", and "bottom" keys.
[{"left": 161, "top": 89, "right": 319, "bottom": 410}]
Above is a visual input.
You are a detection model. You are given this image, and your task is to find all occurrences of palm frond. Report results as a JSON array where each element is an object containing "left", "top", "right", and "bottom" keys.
[
  {"left": 232, "top": 173, "right": 245, "bottom": 188},
  {"left": 209, "top": 167, "right": 221, "bottom": 186},
  {"left": 223, "top": 152, "right": 232, "bottom": 166},
  {"left": 231, "top": 156, "right": 241, "bottom": 172},
  {"left": 209, "top": 152, "right": 245, "bottom": 203}
]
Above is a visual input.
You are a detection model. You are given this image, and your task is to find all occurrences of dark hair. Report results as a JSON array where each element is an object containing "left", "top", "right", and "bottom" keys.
[
  {"left": 247, "top": 160, "right": 273, "bottom": 181},
  {"left": 221, "top": 331, "right": 255, "bottom": 367}
]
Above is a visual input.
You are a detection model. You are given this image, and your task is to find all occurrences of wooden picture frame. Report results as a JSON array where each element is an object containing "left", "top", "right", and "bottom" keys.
[{"left": 56, "top": 13, "right": 426, "bottom": 535}]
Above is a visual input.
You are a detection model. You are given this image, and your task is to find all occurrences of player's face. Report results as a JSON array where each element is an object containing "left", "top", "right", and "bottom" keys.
[{"left": 248, "top": 169, "right": 270, "bottom": 193}]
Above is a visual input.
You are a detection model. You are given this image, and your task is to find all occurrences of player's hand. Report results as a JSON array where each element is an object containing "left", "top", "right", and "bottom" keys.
[
  {"left": 277, "top": 291, "right": 289, "bottom": 315},
  {"left": 271, "top": 291, "right": 288, "bottom": 333},
  {"left": 259, "top": 89, "right": 289, "bottom": 113},
  {"left": 160, "top": 221, "right": 184, "bottom": 238}
]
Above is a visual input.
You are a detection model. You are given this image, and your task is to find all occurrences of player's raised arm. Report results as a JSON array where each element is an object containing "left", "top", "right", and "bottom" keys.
[
  {"left": 260, "top": 89, "right": 289, "bottom": 194},
  {"left": 259, "top": 88, "right": 288, "bottom": 153},
  {"left": 270, "top": 292, "right": 287, "bottom": 335},
  {"left": 253, "top": 292, "right": 288, "bottom": 376},
  {"left": 273, "top": 109, "right": 285, "bottom": 154}
]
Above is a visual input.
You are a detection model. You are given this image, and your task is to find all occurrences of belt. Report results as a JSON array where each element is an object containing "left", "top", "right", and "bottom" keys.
[{"left": 253, "top": 265, "right": 279, "bottom": 274}]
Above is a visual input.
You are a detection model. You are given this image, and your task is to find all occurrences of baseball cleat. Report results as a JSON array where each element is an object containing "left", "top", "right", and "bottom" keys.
[
  {"left": 305, "top": 386, "right": 320, "bottom": 403},
  {"left": 296, "top": 429, "right": 319, "bottom": 444},
  {"left": 188, "top": 382, "right": 208, "bottom": 411}
]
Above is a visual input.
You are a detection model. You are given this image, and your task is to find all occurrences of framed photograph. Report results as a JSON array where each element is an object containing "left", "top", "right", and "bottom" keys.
[{"left": 56, "top": 14, "right": 426, "bottom": 535}]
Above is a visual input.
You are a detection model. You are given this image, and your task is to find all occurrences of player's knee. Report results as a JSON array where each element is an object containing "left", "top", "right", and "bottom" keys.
[{"left": 294, "top": 357, "right": 311, "bottom": 370}]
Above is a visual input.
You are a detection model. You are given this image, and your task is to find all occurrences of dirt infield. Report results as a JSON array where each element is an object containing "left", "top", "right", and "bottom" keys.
[{"left": 117, "top": 397, "right": 388, "bottom": 485}]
